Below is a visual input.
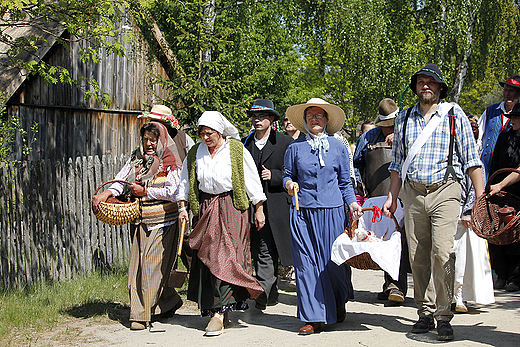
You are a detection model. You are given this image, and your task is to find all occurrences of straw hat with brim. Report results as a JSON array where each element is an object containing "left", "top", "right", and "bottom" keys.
[
  {"left": 375, "top": 98, "right": 399, "bottom": 127},
  {"left": 138, "top": 105, "right": 179, "bottom": 128},
  {"left": 285, "top": 98, "right": 346, "bottom": 134},
  {"left": 499, "top": 75, "right": 520, "bottom": 90},
  {"left": 505, "top": 103, "right": 520, "bottom": 118}
]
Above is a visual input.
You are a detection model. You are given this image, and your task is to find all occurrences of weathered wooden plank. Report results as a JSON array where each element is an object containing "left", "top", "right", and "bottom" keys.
[
  {"left": 6, "top": 162, "right": 16, "bottom": 287},
  {"left": 82, "top": 156, "right": 92, "bottom": 275},
  {"left": 0, "top": 163, "right": 9, "bottom": 288},
  {"left": 59, "top": 159, "right": 71, "bottom": 279},
  {"left": 75, "top": 157, "right": 86, "bottom": 276},
  {"left": 28, "top": 161, "right": 40, "bottom": 284},
  {"left": 54, "top": 160, "right": 65, "bottom": 281},
  {"left": 105, "top": 154, "right": 114, "bottom": 266},
  {"left": 94, "top": 155, "right": 105, "bottom": 270},
  {"left": 66, "top": 157, "right": 78, "bottom": 277},
  {"left": 15, "top": 162, "right": 27, "bottom": 286},
  {"left": 46, "top": 159, "right": 58, "bottom": 281},
  {"left": 88, "top": 155, "right": 98, "bottom": 273}
]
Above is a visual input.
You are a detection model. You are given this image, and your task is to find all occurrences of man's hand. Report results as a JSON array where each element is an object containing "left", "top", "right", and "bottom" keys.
[
  {"left": 382, "top": 195, "right": 397, "bottom": 218},
  {"left": 255, "top": 203, "right": 265, "bottom": 230},
  {"left": 261, "top": 165, "right": 271, "bottom": 181}
]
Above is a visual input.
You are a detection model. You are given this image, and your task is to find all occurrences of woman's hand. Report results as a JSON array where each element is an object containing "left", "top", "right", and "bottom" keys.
[
  {"left": 487, "top": 183, "right": 503, "bottom": 198},
  {"left": 254, "top": 203, "right": 265, "bottom": 230},
  {"left": 178, "top": 210, "right": 189, "bottom": 223},
  {"left": 285, "top": 181, "right": 299, "bottom": 196},
  {"left": 92, "top": 190, "right": 112, "bottom": 213},
  {"left": 349, "top": 201, "right": 363, "bottom": 220},
  {"left": 461, "top": 215, "right": 471, "bottom": 228},
  {"left": 130, "top": 183, "right": 147, "bottom": 197}
]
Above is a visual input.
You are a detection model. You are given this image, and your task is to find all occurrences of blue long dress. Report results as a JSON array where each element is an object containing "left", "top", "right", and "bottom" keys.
[{"left": 283, "top": 135, "right": 356, "bottom": 324}]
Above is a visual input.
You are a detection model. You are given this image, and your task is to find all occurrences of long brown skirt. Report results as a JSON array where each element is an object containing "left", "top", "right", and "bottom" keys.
[
  {"left": 128, "top": 222, "right": 182, "bottom": 322},
  {"left": 188, "top": 191, "right": 263, "bottom": 314}
]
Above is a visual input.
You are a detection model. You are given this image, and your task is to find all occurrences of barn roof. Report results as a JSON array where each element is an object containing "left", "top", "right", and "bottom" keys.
[{"left": 0, "top": 18, "right": 65, "bottom": 102}]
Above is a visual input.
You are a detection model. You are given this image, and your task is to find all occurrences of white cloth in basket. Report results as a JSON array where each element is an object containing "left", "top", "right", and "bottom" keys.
[{"left": 331, "top": 196, "right": 404, "bottom": 280}]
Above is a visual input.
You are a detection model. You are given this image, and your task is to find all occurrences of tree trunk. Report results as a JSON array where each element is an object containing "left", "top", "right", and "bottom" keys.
[
  {"left": 200, "top": 0, "right": 217, "bottom": 88},
  {"left": 448, "top": 6, "right": 477, "bottom": 103}
]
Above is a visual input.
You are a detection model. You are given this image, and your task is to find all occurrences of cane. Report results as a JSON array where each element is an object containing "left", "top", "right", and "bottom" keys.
[
  {"left": 177, "top": 219, "right": 187, "bottom": 256},
  {"left": 294, "top": 191, "right": 299, "bottom": 210}
]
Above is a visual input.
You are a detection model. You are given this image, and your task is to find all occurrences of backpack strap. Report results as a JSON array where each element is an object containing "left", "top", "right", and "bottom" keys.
[
  {"left": 402, "top": 107, "right": 413, "bottom": 156},
  {"left": 444, "top": 107, "right": 458, "bottom": 182}
]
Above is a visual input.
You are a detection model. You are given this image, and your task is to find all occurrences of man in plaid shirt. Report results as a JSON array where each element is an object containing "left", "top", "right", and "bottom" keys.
[{"left": 383, "top": 64, "right": 484, "bottom": 341}]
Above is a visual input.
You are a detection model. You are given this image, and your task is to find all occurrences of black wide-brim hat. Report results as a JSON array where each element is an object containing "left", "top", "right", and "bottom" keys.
[
  {"left": 499, "top": 75, "right": 520, "bottom": 90},
  {"left": 410, "top": 63, "right": 448, "bottom": 99},
  {"left": 246, "top": 99, "right": 281, "bottom": 121}
]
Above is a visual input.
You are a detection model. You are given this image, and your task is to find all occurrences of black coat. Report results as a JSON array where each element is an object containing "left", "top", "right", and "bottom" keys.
[{"left": 243, "top": 130, "right": 294, "bottom": 266}]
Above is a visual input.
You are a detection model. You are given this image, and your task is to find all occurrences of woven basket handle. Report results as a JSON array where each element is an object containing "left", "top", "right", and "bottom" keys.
[
  {"left": 485, "top": 168, "right": 520, "bottom": 193},
  {"left": 94, "top": 180, "right": 134, "bottom": 196}
]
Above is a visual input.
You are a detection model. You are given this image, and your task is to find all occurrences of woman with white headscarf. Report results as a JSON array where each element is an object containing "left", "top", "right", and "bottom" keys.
[
  {"left": 283, "top": 98, "right": 363, "bottom": 335},
  {"left": 177, "top": 111, "right": 266, "bottom": 336}
]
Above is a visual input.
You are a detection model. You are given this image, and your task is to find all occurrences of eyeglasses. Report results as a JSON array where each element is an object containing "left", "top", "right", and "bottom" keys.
[
  {"left": 199, "top": 131, "right": 216, "bottom": 138},
  {"left": 305, "top": 113, "right": 326, "bottom": 120},
  {"left": 143, "top": 137, "right": 158, "bottom": 144},
  {"left": 250, "top": 114, "right": 270, "bottom": 121}
]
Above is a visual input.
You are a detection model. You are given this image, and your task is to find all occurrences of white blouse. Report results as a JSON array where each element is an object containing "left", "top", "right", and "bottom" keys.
[{"left": 177, "top": 138, "right": 266, "bottom": 205}]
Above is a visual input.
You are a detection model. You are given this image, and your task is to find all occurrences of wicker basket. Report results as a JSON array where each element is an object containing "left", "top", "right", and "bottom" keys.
[
  {"left": 93, "top": 180, "right": 140, "bottom": 225},
  {"left": 344, "top": 207, "right": 402, "bottom": 270},
  {"left": 471, "top": 168, "right": 520, "bottom": 245}
]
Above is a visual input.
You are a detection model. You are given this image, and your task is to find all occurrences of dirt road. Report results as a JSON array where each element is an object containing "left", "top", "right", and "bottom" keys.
[{"left": 34, "top": 269, "right": 519, "bottom": 346}]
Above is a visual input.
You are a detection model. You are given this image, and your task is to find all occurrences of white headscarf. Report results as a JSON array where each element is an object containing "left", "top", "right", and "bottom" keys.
[{"left": 197, "top": 111, "right": 240, "bottom": 140}]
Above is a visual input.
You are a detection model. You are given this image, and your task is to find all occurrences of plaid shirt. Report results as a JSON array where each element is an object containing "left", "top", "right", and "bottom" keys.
[{"left": 389, "top": 101, "right": 481, "bottom": 185}]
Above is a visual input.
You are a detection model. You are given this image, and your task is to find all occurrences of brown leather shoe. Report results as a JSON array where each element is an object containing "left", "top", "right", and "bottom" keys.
[{"left": 298, "top": 322, "right": 321, "bottom": 335}]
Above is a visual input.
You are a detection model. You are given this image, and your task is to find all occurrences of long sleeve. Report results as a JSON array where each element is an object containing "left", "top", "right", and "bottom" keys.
[
  {"left": 243, "top": 146, "right": 267, "bottom": 205},
  {"left": 107, "top": 157, "right": 132, "bottom": 196},
  {"left": 146, "top": 167, "right": 181, "bottom": 202}
]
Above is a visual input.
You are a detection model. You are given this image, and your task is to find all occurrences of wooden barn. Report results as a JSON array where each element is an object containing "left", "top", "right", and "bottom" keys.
[
  {"left": 1, "top": 19, "right": 170, "bottom": 163},
  {"left": 0, "top": 18, "right": 177, "bottom": 288}
]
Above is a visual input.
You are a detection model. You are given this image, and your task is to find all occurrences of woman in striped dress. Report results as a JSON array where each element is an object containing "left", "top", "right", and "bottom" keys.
[{"left": 92, "top": 121, "right": 183, "bottom": 330}]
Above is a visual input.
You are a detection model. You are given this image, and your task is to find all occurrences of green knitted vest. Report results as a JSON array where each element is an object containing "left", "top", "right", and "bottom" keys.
[{"left": 187, "top": 138, "right": 249, "bottom": 215}]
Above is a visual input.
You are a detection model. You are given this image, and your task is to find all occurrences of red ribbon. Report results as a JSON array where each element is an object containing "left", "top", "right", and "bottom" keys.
[
  {"left": 372, "top": 206, "right": 383, "bottom": 224},
  {"left": 506, "top": 78, "right": 520, "bottom": 87}
]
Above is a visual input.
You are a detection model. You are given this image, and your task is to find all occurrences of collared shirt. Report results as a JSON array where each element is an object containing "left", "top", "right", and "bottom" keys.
[
  {"left": 389, "top": 101, "right": 481, "bottom": 185},
  {"left": 177, "top": 138, "right": 266, "bottom": 205}
]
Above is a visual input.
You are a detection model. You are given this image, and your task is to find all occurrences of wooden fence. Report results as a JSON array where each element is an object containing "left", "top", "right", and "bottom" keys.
[{"left": 0, "top": 154, "right": 132, "bottom": 289}]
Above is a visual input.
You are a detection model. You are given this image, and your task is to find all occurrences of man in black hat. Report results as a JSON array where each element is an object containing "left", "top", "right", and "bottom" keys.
[
  {"left": 383, "top": 63, "right": 484, "bottom": 341},
  {"left": 242, "top": 99, "right": 294, "bottom": 310},
  {"left": 353, "top": 98, "right": 410, "bottom": 305},
  {"left": 479, "top": 74, "right": 520, "bottom": 181}
]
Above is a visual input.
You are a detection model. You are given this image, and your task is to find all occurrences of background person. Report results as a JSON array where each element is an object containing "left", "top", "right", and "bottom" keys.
[
  {"left": 92, "top": 121, "right": 183, "bottom": 330},
  {"left": 177, "top": 111, "right": 266, "bottom": 337},
  {"left": 486, "top": 103, "right": 520, "bottom": 292},
  {"left": 242, "top": 99, "right": 294, "bottom": 310},
  {"left": 283, "top": 98, "right": 363, "bottom": 335}
]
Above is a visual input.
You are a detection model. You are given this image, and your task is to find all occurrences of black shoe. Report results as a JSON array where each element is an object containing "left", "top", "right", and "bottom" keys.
[
  {"left": 377, "top": 291, "right": 389, "bottom": 300},
  {"left": 437, "top": 320, "right": 454, "bottom": 341},
  {"left": 255, "top": 300, "right": 267, "bottom": 310},
  {"left": 336, "top": 307, "right": 346, "bottom": 323},
  {"left": 411, "top": 316, "right": 435, "bottom": 333},
  {"left": 495, "top": 278, "right": 507, "bottom": 289}
]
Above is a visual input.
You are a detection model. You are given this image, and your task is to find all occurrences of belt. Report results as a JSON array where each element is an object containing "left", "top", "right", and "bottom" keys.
[{"left": 406, "top": 179, "right": 455, "bottom": 194}]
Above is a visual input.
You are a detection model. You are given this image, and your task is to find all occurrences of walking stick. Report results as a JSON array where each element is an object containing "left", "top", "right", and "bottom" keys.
[
  {"left": 177, "top": 219, "right": 187, "bottom": 256},
  {"left": 294, "top": 191, "right": 299, "bottom": 210}
]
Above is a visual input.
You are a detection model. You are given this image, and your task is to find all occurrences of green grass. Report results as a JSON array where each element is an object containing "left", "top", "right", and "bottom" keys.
[{"left": 0, "top": 267, "right": 129, "bottom": 345}]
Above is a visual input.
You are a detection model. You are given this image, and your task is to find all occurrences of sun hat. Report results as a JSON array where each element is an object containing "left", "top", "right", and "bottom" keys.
[
  {"left": 410, "top": 63, "right": 448, "bottom": 100},
  {"left": 246, "top": 99, "right": 281, "bottom": 121},
  {"left": 138, "top": 105, "right": 179, "bottom": 129},
  {"left": 285, "top": 98, "right": 346, "bottom": 134},
  {"left": 375, "top": 98, "right": 399, "bottom": 127},
  {"left": 499, "top": 75, "right": 520, "bottom": 90}
]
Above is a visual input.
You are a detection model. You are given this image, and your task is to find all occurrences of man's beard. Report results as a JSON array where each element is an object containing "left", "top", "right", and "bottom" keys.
[{"left": 418, "top": 90, "right": 439, "bottom": 104}]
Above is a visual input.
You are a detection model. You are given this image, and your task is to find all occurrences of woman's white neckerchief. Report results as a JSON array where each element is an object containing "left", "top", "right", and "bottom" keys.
[{"left": 305, "top": 123, "right": 329, "bottom": 166}]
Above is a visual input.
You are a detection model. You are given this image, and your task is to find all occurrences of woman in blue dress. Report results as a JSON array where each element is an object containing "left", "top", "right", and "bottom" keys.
[{"left": 283, "top": 98, "right": 363, "bottom": 335}]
